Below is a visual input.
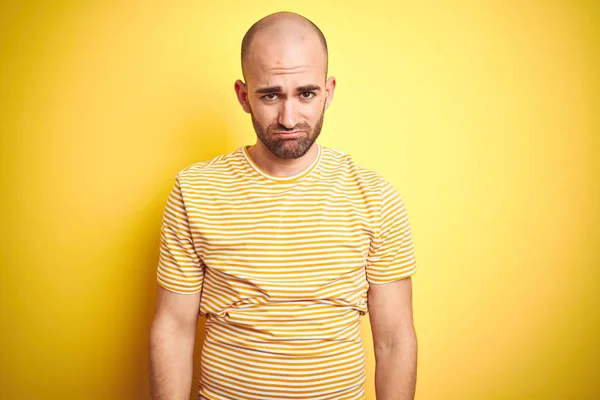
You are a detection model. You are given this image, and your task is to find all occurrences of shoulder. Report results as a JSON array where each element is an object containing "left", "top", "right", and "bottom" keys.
[
  {"left": 175, "top": 147, "right": 243, "bottom": 184},
  {"left": 320, "top": 145, "right": 391, "bottom": 192}
]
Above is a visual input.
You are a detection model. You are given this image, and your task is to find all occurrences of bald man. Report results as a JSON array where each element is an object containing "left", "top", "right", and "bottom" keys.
[{"left": 150, "top": 11, "right": 417, "bottom": 400}]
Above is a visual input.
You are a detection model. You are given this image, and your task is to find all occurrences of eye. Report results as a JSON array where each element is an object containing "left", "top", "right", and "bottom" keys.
[
  {"left": 300, "top": 92, "right": 315, "bottom": 99},
  {"left": 262, "top": 93, "right": 277, "bottom": 101}
]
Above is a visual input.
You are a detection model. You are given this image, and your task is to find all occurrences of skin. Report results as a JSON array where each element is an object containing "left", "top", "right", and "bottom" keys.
[
  {"left": 234, "top": 15, "right": 336, "bottom": 176},
  {"left": 149, "top": 12, "right": 417, "bottom": 400},
  {"left": 368, "top": 277, "right": 418, "bottom": 399},
  {"left": 149, "top": 288, "right": 200, "bottom": 400}
]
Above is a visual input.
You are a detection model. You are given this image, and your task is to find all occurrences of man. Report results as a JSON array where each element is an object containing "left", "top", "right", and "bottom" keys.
[{"left": 149, "top": 11, "right": 417, "bottom": 400}]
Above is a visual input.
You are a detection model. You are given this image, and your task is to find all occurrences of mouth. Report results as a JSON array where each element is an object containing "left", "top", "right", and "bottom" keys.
[{"left": 274, "top": 131, "right": 303, "bottom": 138}]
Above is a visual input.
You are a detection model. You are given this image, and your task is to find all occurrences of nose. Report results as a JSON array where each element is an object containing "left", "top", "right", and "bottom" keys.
[{"left": 278, "top": 99, "right": 298, "bottom": 129}]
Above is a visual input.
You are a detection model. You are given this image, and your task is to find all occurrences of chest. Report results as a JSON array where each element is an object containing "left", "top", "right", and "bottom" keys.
[{"left": 187, "top": 182, "right": 378, "bottom": 278}]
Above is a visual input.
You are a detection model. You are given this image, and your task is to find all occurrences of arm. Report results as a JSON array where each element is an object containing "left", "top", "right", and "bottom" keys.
[
  {"left": 149, "top": 286, "right": 201, "bottom": 400},
  {"left": 368, "top": 277, "right": 417, "bottom": 400},
  {"left": 150, "top": 173, "right": 205, "bottom": 399}
]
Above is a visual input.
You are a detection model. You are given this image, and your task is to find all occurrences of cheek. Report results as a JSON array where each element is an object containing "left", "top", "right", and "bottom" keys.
[
  {"left": 306, "top": 102, "right": 324, "bottom": 120},
  {"left": 253, "top": 105, "right": 277, "bottom": 123}
]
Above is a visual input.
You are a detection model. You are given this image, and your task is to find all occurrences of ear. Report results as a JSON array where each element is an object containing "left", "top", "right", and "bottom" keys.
[
  {"left": 324, "top": 76, "right": 336, "bottom": 111},
  {"left": 234, "top": 79, "right": 251, "bottom": 113}
]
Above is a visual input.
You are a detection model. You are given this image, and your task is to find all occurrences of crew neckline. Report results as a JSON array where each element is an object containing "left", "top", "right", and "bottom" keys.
[{"left": 242, "top": 143, "right": 322, "bottom": 183}]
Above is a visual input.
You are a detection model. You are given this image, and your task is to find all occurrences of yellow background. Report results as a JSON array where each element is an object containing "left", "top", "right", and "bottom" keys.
[{"left": 1, "top": 1, "right": 598, "bottom": 399}]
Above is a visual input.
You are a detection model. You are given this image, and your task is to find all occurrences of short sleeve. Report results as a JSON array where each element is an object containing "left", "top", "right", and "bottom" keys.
[
  {"left": 366, "top": 179, "right": 417, "bottom": 284},
  {"left": 156, "top": 173, "right": 205, "bottom": 294}
]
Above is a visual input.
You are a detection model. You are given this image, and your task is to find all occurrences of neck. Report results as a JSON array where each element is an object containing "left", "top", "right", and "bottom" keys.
[{"left": 247, "top": 141, "right": 319, "bottom": 178}]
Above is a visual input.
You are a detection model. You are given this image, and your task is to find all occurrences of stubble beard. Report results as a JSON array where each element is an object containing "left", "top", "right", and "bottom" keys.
[{"left": 250, "top": 105, "right": 325, "bottom": 160}]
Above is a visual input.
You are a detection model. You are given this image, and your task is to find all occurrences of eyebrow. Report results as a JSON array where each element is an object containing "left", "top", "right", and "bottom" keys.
[{"left": 255, "top": 84, "right": 322, "bottom": 94}]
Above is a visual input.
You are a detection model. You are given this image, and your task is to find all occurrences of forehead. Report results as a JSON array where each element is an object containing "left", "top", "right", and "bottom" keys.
[{"left": 245, "top": 33, "right": 326, "bottom": 88}]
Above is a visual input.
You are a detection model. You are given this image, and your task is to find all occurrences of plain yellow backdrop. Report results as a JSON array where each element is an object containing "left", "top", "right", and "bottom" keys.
[{"left": 1, "top": 1, "right": 598, "bottom": 399}]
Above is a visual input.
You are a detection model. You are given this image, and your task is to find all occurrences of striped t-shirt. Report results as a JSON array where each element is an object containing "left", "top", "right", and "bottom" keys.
[{"left": 156, "top": 143, "right": 417, "bottom": 400}]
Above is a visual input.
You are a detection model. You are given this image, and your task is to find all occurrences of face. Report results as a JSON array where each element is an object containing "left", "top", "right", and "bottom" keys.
[{"left": 235, "top": 31, "right": 336, "bottom": 159}]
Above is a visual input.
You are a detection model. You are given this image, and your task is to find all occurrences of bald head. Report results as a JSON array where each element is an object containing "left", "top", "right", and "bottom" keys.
[{"left": 241, "top": 11, "right": 328, "bottom": 80}]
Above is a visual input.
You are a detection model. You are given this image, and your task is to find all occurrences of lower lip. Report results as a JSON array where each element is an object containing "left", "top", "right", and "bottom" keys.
[{"left": 275, "top": 131, "right": 303, "bottom": 138}]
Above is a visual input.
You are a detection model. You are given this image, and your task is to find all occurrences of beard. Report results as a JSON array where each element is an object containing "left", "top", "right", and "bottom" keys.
[{"left": 250, "top": 105, "right": 325, "bottom": 159}]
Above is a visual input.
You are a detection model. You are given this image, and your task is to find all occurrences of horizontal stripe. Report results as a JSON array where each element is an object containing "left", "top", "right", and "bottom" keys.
[{"left": 156, "top": 143, "right": 416, "bottom": 398}]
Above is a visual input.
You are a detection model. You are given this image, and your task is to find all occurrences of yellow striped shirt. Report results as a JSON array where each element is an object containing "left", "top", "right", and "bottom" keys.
[{"left": 156, "top": 143, "right": 417, "bottom": 399}]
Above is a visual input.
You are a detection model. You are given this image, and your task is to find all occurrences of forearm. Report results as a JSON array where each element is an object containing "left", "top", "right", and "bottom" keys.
[
  {"left": 149, "top": 319, "right": 197, "bottom": 400},
  {"left": 374, "top": 329, "right": 417, "bottom": 400}
]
